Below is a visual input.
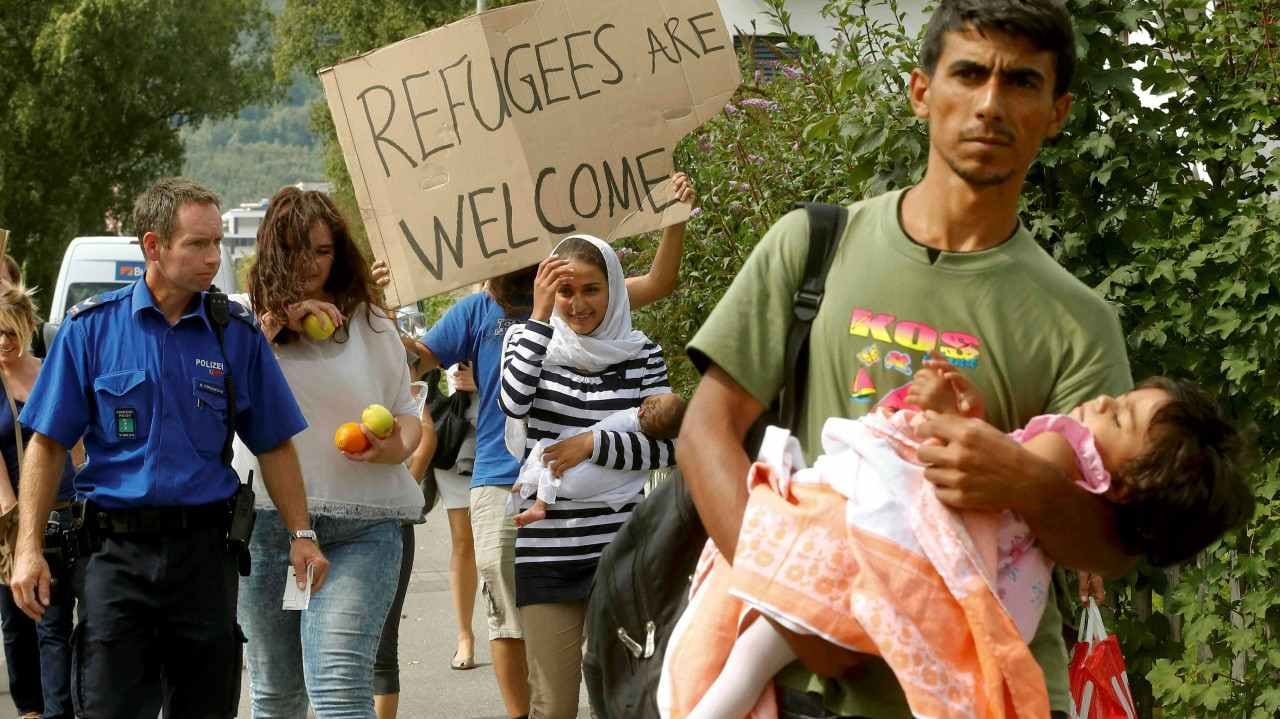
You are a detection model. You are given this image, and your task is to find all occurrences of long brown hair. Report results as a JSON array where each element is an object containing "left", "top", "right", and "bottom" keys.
[{"left": 248, "top": 187, "right": 387, "bottom": 344}]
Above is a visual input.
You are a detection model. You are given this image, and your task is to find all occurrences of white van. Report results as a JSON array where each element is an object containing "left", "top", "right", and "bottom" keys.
[{"left": 42, "top": 236, "right": 237, "bottom": 350}]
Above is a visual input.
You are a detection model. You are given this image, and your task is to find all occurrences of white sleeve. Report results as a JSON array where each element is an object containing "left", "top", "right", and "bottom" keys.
[
  {"left": 228, "top": 292, "right": 253, "bottom": 312},
  {"left": 445, "top": 364, "right": 460, "bottom": 395},
  {"left": 586, "top": 407, "right": 641, "bottom": 434},
  {"left": 374, "top": 310, "right": 418, "bottom": 418},
  {"left": 390, "top": 352, "right": 417, "bottom": 418}
]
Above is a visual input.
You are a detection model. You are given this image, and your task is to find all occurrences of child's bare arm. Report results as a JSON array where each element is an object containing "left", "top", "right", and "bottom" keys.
[
  {"left": 1020, "top": 431, "right": 1084, "bottom": 485},
  {"left": 1022, "top": 432, "right": 1111, "bottom": 582},
  {"left": 906, "top": 367, "right": 959, "bottom": 414},
  {"left": 906, "top": 356, "right": 986, "bottom": 419}
]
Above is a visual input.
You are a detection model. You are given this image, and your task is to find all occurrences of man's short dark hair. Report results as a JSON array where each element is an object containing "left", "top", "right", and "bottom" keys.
[
  {"left": 1114, "top": 377, "right": 1255, "bottom": 567},
  {"left": 133, "top": 177, "right": 220, "bottom": 246},
  {"left": 920, "top": 0, "right": 1077, "bottom": 97}
]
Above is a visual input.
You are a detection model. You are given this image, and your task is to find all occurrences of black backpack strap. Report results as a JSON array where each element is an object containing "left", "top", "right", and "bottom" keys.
[
  {"left": 778, "top": 203, "right": 849, "bottom": 430},
  {"left": 203, "top": 286, "right": 238, "bottom": 467}
]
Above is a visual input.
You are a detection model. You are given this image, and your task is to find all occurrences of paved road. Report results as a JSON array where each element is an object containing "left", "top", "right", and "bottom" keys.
[{"left": 2, "top": 506, "right": 593, "bottom": 718}]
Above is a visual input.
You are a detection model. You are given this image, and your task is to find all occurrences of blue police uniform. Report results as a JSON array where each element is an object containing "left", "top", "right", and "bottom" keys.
[
  {"left": 18, "top": 279, "right": 307, "bottom": 719},
  {"left": 21, "top": 280, "right": 304, "bottom": 506}
]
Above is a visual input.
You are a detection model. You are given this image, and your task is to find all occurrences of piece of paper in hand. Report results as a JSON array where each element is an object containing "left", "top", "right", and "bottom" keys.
[{"left": 282, "top": 564, "right": 314, "bottom": 611}]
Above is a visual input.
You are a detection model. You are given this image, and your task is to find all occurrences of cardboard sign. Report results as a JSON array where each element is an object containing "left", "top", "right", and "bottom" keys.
[{"left": 320, "top": 0, "right": 741, "bottom": 304}]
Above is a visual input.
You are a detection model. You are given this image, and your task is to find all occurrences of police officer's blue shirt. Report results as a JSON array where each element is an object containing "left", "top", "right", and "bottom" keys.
[{"left": 19, "top": 280, "right": 307, "bottom": 509}]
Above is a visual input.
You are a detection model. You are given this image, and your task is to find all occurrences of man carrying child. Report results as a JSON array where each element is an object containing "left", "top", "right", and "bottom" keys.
[{"left": 679, "top": 1, "right": 1139, "bottom": 717}]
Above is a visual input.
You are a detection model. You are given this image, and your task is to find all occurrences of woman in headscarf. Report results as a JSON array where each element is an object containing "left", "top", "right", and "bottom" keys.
[
  {"left": 379, "top": 173, "right": 695, "bottom": 719},
  {"left": 497, "top": 235, "right": 678, "bottom": 718}
]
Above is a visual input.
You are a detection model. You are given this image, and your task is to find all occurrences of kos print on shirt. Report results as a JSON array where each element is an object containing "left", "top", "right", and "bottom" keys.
[{"left": 846, "top": 306, "right": 984, "bottom": 405}]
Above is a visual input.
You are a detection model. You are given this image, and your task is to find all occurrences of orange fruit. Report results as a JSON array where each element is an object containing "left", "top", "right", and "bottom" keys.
[{"left": 334, "top": 422, "right": 370, "bottom": 453}]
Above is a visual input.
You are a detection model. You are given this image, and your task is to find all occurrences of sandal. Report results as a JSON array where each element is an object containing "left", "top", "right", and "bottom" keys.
[{"left": 450, "top": 649, "right": 476, "bottom": 670}]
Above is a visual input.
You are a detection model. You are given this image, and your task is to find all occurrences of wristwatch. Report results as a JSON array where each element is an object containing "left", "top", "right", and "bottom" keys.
[{"left": 289, "top": 529, "right": 318, "bottom": 543}]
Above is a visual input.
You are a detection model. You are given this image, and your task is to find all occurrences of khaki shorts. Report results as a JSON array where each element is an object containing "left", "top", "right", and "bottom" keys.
[{"left": 470, "top": 485, "right": 523, "bottom": 641}]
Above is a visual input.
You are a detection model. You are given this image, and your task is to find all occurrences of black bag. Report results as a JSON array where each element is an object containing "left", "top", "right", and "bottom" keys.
[
  {"left": 582, "top": 203, "right": 849, "bottom": 718},
  {"left": 420, "top": 467, "right": 441, "bottom": 518},
  {"left": 425, "top": 368, "right": 472, "bottom": 471}
]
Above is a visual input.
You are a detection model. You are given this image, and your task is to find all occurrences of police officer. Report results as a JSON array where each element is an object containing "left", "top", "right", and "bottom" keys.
[{"left": 9, "top": 177, "right": 329, "bottom": 718}]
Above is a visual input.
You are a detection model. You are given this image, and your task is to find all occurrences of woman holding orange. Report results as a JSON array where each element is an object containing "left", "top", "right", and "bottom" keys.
[{"left": 230, "top": 187, "right": 425, "bottom": 718}]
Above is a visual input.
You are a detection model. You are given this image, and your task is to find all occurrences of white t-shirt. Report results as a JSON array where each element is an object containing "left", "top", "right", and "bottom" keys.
[{"left": 230, "top": 296, "right": 423, "bottom": 520}]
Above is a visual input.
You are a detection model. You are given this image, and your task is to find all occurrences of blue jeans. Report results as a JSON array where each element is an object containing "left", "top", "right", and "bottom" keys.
[
  {"left": 1, "top": 580, "right": 75, "bottom": 718},
  {"left": 373, "top": 523, "right": 415, "bottom": 695},
  {"left": 239, "top": 511, "right": 402, "bottom": 719}
]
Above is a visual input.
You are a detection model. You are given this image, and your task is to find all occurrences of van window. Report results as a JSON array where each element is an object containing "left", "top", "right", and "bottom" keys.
[{"left": 65, "top": 282, "right": 128, "bottom": 315}]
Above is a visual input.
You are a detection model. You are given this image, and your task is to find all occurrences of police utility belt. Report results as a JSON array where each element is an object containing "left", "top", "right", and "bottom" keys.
[
  {"left": 45, "top": 288, "right": 257, "bottom": 576},
  {"left": 90, "top": 500, "right": 234, "bottom": 535}
]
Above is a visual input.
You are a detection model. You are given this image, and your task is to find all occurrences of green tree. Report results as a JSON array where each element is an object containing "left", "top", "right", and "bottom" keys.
[
  {"left": 1037, "top": 2, "right": 1280, "bottom": 716},
  {"left": 0, "top": 0, "right": 275, "bottom": 293},
  {"left": 272, "top": 0, "right": 531, "bottom": 258},
  {"left": 181, "top": 76, "right": 326, "bottom": 207},
  {"left": 272, "top": 0, "right": 474, "bottom": 255}
]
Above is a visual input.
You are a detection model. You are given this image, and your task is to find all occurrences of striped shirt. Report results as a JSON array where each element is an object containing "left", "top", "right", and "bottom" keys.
[{"left": 499, "top": 319, "right": 675, "bottom": 606}]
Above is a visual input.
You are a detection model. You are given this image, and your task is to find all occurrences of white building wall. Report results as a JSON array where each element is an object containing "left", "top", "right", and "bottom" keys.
[{"left": 716, "top": 0, "right": 930, "bottom": 50}]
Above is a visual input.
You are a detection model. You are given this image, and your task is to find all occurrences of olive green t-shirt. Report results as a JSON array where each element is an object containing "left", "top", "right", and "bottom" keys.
[{"left": 687, "top": 189, "right": 1132, "bottom": 717}]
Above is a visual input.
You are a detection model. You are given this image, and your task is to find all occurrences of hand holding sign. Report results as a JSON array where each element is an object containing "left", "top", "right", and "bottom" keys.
[
  {"left": 321, "top": 0, "right": 739, "bottom": 305},
  {"left": 670, "top": 172, "right": 697, "bottom": 209}
]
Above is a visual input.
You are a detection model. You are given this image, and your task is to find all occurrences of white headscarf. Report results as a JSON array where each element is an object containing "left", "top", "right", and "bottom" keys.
[{"left": 543, "top": 235, "right": 649, "bottom": 372}]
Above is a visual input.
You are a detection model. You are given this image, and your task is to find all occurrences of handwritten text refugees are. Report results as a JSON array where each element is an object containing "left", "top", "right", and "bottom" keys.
[{"left": 322, "top": 0, "right": 740, "bottom": 303}]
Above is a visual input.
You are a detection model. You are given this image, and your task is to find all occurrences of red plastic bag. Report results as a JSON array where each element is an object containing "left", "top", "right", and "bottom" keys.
[{"left": 1069, "top": 598, "right": 1137, "bottom": 719}]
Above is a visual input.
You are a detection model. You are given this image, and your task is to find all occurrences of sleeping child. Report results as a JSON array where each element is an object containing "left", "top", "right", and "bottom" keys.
[
  {"left": 509, "top": 393, "right": 685, "bottom": 527},
  {"left": 659, "top": 360, "right": 1253, "bottom": 719}
]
